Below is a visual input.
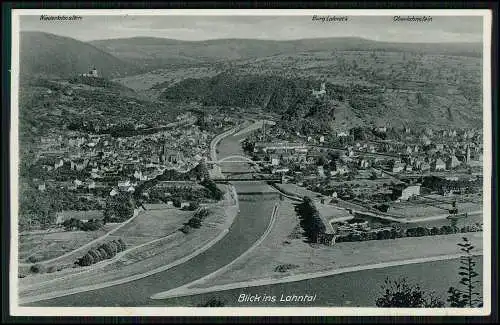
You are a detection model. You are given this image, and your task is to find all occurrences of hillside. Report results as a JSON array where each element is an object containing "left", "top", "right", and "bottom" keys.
[
  {"left": 20, "top": 32, "right": 140, "bottom": 79},
  {"left": 18, "top": 76, "right": 182, "bottom": 146},
  {"left": 153, "top": 49, "right": 482, "bottom": 131},
  {"left": 91, "top": 36, "right": 482, "bottom": 71}
]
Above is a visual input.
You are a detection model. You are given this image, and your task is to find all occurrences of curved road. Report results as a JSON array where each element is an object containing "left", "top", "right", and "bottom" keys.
[{"left": 26, "top": 132, "right": 278, "bottom": 307}]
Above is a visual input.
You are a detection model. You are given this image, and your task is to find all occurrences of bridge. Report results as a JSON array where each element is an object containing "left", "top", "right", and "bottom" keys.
[
  {"left": 212, "top": 174, "right": 283, "bottom": 183},
  {"left": 207, "top": 155, "right": 263, "bottom": 165}
]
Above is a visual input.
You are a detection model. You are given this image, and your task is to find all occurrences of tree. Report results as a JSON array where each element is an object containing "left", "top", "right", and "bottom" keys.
[
  {"left": 197, "top": 297, "right": 226, "bottom": 307},
  {"left": 447, "top": 237, "right": 482, "bottom": 307},
  {"left": 376, "top": 277, "right": 445, "bottom": 307},
  {"left": 104, "top": 192, "right": 134, "bottom": 223},
  {"left": 172, "top": 198, "right": 182, "bottom": 208},
  {"left": 79, "top": 253, "right": 94, "bottom": 267}
]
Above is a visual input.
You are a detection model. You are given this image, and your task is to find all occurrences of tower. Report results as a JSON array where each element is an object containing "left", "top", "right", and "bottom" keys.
[
  {"left": 320, "top": 82, "right": 326, "bottom": 92},
  {"left": 466, "top": 145, "right": 471, "bottom": 165}
]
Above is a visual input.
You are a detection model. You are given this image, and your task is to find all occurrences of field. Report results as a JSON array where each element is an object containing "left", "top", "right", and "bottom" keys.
[
  {"left": 114, "top": 66, "right": 218, "bottom": 91},
  {"left": 107, "top": 208, "right": 194, "bottom": 247},
  {"left": 18, "top": 203, "right": 238, "bottom": 301},
  {"left": 389, "top": 193, "right": 483, "bottom": 219},
  {"left": 188, "top": 198, "right": 483, "bottom": 290},
  {"left": 18, "top": 207, "right": 194, "bottom": 276},
  {"left": 19, "top": 224, "right": 119, "bottom": 263}
]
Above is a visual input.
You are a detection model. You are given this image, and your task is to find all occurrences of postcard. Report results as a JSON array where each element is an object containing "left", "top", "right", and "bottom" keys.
[{"left": 9, "top": 8, "right": 492, "bottom": 317}]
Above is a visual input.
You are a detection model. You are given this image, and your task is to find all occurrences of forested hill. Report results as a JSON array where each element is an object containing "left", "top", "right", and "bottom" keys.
[
  {"left": 20, "top": 32, "right": 140, "bottom": 79},
  {"left": 90, "top": 36, "right": 482, "bottom": 70}
]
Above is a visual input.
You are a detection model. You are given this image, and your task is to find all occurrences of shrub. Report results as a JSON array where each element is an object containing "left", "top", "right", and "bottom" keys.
[
  {"left": 180, "top": 225, "right": 192, "bottom": 234},
  {"left": 98, "top": 247, "right": 109, "bottom": 259},
  {"left": 86, "top": 249, "right": 98, "bottom": 263},
  {"left": 430, "top": 227, "right": 441, "bottom": 235},
  {"left": 274, "top": 264, "right": 299, "bottom": 273},
  {"left": 78, "top": 253, "right": 94, "bottom": 266},
  {"left": 30, "top": 264, "right": 47, "bottom": 274},
  {"left": 27, "top": 254, "right": 43, "bottom": 263},
  {"left": 117, "top": 238, "right": 126, "bottom": 251},
  {"left": 188, "top": 217, "right": 202, "bottom": 228}
]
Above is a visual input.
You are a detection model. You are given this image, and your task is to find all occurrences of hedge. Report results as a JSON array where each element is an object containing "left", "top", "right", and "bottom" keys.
[
  {"left": 75, "top": 238, "right": 127, "bottom": 267},
  {"left": 335, "top": 223, "right": 482, "bottom": 243}
]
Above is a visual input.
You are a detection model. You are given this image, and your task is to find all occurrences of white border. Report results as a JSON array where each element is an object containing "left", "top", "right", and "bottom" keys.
[{"left": 9, "top": 9, "right": 493, "bottom": 317}]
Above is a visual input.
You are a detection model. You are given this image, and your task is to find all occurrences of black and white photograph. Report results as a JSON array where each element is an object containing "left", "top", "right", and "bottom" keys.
[{"left": 9, "top": 9, "right": 493, "bottom": 316}]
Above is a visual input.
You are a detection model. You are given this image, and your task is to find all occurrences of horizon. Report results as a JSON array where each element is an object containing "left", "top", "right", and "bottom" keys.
[
  {"left": 20, "top": 30, "right": 483, "bottom": 45},
  {"left": 19, "top": 15, "right": 483, "bottom": 43}
]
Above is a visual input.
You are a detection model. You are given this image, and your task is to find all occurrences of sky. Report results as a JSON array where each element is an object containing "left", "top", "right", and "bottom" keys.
[{"left": 19, "top": 14, "right": 484, "bottom": 43}]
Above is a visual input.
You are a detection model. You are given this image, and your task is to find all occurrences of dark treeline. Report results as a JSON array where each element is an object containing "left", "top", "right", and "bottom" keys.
[{"left": 295, "top": 196, "right": 326, "bottom": 243}]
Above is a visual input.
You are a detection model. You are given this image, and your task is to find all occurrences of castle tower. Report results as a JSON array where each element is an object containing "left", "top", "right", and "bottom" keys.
[{"left": 320, "top": 82, "right": 326, "bottom": 92}]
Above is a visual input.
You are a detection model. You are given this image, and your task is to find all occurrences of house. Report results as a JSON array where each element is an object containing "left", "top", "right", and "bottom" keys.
[
  {"left": 392, "top": 161, "right": 405, "bottom": 173},
  {"left": 88, "top": 180, "right": 96, "bottom": 190},
  {"left": 56, "top": 210, "right": 104, "bottom": 224},
  {"left": 312, "top": 82, "right": 327, "bottom": 98},
  {"left": 393, "top": 184, "right": 421, "bottom": 201},
  {"left": 359, "top": 158, "right": 370, "bottom": 169},
  {"left": 270, "top": 154, "right": 280, "bottom": 166},
  {"left": 446, "top": 155, "right": 461, "bottom": 169},
  {"left": 118, "top": 180, "right": 137, "bottom": 191},
  {"left": 37, "top": 183, "right": 46, "bottom": 192},
  {"left": 433, "top": 158, "right": 446, "bottom": 171},
  {"left": 82, "top": 66, "right": 99, "bottom": 78},
  {"left": 70, "top": 159, "right": 89, "bottom": 171},
  {"left": 420, "top": 161, "right": 431, "bottom": 171},
  {"left": 180, "top": 202, "right": 190, "bottom": 209},
  {"left": 334, "top": 165, "right": 350, "bottom": 175}
]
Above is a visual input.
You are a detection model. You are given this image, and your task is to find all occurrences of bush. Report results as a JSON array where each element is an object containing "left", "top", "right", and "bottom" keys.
[
  {"left": 30, "top": 264, "right": 47, "bottom": 274},
  {"left": 188, "top": 217, "right": 202, "bottom": 228},
  {"left": 117, "top": 238, "right": 126, "bottom": 251},
  {"left": 98, "top": 247, "right": 109, "bottom": 260},
  {"left": 74, "top": 239, "right": 127, "bottom": 267},
  {"left": 430, "top": 227, "right": 441, "bottom": 235},
  {"left": 180, "top": 225, "right": 192, "bottom": 234},
  {"left": 77, "top": 253, "right": 93, "bottom": 267},
  {"left": 274, "top": 264, "right": 299, "bottom": 273},
  {"left": 88, "top": 248, "right": 101, "bottom": 263},
  {"left": 27, "top": 254, "right": 43, "bottom": 263}
]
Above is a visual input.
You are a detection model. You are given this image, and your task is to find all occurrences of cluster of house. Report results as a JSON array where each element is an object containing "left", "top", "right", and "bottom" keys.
[{"left": 32, "top": 122, "right": 213, "bottom": 197}]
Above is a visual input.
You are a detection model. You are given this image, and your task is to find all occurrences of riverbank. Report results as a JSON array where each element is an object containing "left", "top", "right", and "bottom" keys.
[
  {"left": 159, "top": 257, "right": 484, "bottom": 307},
  {"left": 153, "top": 197, "right": 483, "bottom": 299},
  {"left": 18, "top": 185, "right": 239, "bottom": 304}
]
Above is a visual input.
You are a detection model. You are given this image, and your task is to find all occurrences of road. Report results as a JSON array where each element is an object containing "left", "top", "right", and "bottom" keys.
[{"left": 25, "top": 128, "right": 278, "bottom": 306}]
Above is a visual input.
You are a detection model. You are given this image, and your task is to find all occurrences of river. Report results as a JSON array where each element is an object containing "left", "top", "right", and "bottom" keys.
[
  {"left": 25, "top": 132, "right": 484, "bottom": 308},
  {"left": 26, "top": 133, "right": 278, "bottom": 306},
  {"left": 161, "top": 257, "right": 484, "bottom": 307}
]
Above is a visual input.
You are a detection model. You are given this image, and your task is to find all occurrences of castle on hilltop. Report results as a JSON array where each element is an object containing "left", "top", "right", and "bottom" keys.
[
  {"left": 82, "top": 66, "right": 99, "bottom": 78},
  {"left": 312, "top": 82, "right": 326, "bottom": 98}
]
